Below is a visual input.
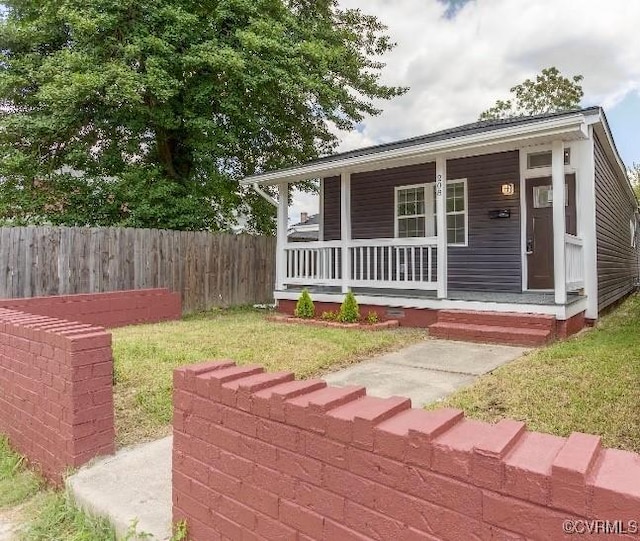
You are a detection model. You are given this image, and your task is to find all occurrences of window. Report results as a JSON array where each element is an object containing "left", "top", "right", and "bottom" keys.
[
  {"left": 395, "top": 180, "right": 467, "bottom": 245},
  {"left": 527, "top": 149, "right": 571, "bottom": 169},
  {"left": 631, "top": 217, "right": 638, "bottom": 248},
  {"left": 532, "top": 184, "right": 569, "bottom": 208},
  {"left": 446, "top": 180, "right": 467, "bottom": 245},
  {"left": 396, "top": 185, "right": 434, "bottom": 238}
]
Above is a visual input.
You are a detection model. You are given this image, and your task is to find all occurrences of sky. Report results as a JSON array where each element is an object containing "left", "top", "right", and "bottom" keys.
[{"left": 289, "top": 0, "right": 640, "bottom": 223}]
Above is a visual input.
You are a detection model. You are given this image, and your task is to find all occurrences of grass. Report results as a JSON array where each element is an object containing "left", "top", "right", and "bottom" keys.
[
  {"left": 0, "top": 436, "right": 41, "bottom": 509},
  {"left": 436, "top": 293, "right": 640, "bottom": 453},
  {"left": 19, "top": 492, "right": 115, "bottom": 541},
  {"left": 0, "top": 436, "right": 115, "bottom": 541},
  {"left": 112, "top": 307, "right": 427, "bottom": 447}
]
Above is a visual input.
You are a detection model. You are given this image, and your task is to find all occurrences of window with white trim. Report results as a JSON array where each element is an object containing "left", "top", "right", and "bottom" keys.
[
  {"left": 446, "top": 180, "right": 467, "bottom": 245},
  {"left": 395, "top": 180, "right": 467, "bottom": 245}
]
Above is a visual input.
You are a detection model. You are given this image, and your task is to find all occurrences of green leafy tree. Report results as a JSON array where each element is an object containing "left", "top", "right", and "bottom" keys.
[
  {"left": 630, "top": 164, "right": 640, "bottom": 201},
  {"left": 338, "top": 291, "right": 360, "bottom": 323},
  {"left": 0, "top": 1, "right": 406, "bottom": 231},
  {"left": 480, "top": 67, "right": 584, "bottom": 121},
  {"left": 294, "top": 289, "right": 315, "bottom": 319}
]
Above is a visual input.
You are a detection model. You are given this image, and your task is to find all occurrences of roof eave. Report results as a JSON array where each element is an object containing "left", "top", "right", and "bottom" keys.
[{"left": 242, "top": 112, "right": 592, "bottom": 186}]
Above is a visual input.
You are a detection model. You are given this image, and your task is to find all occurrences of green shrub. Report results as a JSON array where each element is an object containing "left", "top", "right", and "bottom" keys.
[
  {"left": 294, "top": 289, "right": 315, "bottom": 319},
  {"left": 366, "top": 310, "right": 379, "bottom": 324},
  {"left": 321, "top": 310, "right": 338, "bottom": 321},
  {"left": 338, "top": 291, "right": 360, "bottom": 323}
]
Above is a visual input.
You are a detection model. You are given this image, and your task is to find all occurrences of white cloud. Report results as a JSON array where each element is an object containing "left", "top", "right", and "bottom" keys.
[
  {"left": 338, "top": 0, "right": 640, "bottom": 143},
  {"left": 290, "top": 0, "right": 640, "bottom": 219}
]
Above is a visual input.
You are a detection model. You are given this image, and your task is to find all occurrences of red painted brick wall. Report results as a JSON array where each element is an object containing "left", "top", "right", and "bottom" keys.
[
  {"left": 0, "top": 308, "right": 115, "bottom": 482},
  {"left": 0, "top": 288, "right": 181, "bottom": 328},
  {"left": 173, "top": 361, "right": 640, "bottom": 541},
  {"left": 277, "top": 299, "right": 439, "bottom": 327},
  {"left": 556, "top": 311, "right": 586, "bottom": 339}
]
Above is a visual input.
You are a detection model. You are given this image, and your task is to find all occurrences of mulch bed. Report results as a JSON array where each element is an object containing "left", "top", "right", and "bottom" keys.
[{"left": 267, "top": 314, "right": 399, "bottom": 331}]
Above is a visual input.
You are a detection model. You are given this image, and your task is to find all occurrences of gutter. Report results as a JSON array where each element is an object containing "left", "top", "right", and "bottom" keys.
[
  {"left": 241, "top": 112, "right": 591, "bottom": 186},
  {"left": 251, "top": 183, "right": 278, "bottom": 207}
]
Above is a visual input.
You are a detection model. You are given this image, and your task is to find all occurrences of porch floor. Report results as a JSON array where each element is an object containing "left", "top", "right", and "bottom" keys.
[{"left": 283, "top": 287, "right": 583, "bottom": 307}]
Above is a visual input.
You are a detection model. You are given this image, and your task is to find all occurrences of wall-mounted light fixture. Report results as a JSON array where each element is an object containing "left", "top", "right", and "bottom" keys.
[{"left": 501, "top": 183, "right": 515, "bottom": 196}]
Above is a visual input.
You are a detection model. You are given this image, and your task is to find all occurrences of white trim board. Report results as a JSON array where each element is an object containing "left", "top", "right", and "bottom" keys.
[
  {"left": 243, "top": 114, "right": 591, "bottom": 186},
  {"left": 274, "top": 290, "right": 587, "bottom": 320}
]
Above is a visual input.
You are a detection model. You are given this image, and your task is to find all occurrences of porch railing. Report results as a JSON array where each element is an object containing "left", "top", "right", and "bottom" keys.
[
  {"left": 565, "top": 234, "right": 584, "bottom": 291},
  {"left": 283, "top": 237, "right": 438, "bottom": 290},
  {"left": 284, "top": 241, "right": 342, "bottom": 286}
]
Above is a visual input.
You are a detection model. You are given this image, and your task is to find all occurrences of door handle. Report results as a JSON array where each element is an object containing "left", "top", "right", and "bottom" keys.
[{"left": 526, "top": 239, "right": 534, "bottom": 255}]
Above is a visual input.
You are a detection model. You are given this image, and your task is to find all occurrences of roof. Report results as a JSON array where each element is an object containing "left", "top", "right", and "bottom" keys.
[
  {"left": 301, "top": 106, "right": 601, "bottom": 168},
  {"left": 287, "top": 230, "right": 320, "bottom": 241},
  {"left": 242, "top": 106, "right": 602, "bottom": 185},
  {"left": 290, "top": 214, "right": 319, "bottom": 228}
]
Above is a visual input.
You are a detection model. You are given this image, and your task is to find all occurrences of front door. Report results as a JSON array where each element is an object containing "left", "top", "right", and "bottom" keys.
[{"left": 526, "top": 175, "right": 576, "bottom": 289}]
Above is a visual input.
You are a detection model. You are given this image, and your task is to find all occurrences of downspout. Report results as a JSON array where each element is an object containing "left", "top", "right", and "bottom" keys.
[{"left": 252, "top": 183, "right": 278, "bottom": 207}]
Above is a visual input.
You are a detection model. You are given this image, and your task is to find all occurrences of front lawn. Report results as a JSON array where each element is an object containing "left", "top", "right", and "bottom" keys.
[
  {"left": 437, "top": 294, "right": 640, "bottom": 453},
  {"left": 0, "top": 437, "right": 114, "bottom": 541},
  {"left": 112, "top": 308, "right": 426, "bottom": 447}
]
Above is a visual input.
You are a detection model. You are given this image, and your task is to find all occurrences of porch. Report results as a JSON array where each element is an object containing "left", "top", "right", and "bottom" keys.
[
  {"left": 256, "top": 118, "right": 598, "bottom": 323},
  {"left": 276, "top": 234, "right": 586, "bottom": 320}
]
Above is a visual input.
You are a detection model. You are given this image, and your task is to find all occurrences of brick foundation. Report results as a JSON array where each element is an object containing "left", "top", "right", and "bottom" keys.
[
  {"left": 173, "top": 361, "right": 640, "bottom": 541},
  {"left": 0, "top": 288, "right": 181, "bottom": 328},
  {"left": 556, "top": 311, "right": 586, "bottom": 339},
  {"left": 277, "top": 299, "right": 438, "bottom": 327},
  {"left": 0, "top": 309, "right": 115, "bottom": 482}
]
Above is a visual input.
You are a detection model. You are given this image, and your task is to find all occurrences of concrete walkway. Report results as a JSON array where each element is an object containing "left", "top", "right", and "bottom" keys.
[
  {"left": 67, "top": 437, "right": 173, "bottom": 541},
  {"left": 66, "top": 338, "right": 527, "bottom": 539},
  {"left": 324, "top": 338, "right": 528, "bottom": 406}
]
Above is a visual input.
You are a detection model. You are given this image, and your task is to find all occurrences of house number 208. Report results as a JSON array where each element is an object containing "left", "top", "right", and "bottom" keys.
[{"left": 436, "top": 175, "right": 443, "bottom": 196}]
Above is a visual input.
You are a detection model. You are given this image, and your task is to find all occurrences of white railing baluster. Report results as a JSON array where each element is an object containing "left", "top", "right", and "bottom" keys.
[
  {"left": 373, "top": 247, "right": 378, "bottom": 282},
  {"left": 564, "top": 234, "right": 584, "bottom": 292},
  {"left": 282, "top": 238, "right": 439, "bottom": 290}
]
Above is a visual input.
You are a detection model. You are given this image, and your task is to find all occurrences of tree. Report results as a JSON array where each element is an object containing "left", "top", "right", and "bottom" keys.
[
  {"left": 0, "top": 1, "right": 406, "bottom": 231},
  {"left": 479, "top": 67, "right": 584, "bottom": 121},
  {"left": 630, "top": 163, "right": 640, "bottom": 200}
]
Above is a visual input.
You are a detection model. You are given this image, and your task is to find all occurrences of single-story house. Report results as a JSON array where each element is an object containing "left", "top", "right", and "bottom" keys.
[
  {"left": 243, "top": 107, "right": 639, "bottom": 345},
  {"left": 288, "top": 213, "right": 320, "bottom": 242}
]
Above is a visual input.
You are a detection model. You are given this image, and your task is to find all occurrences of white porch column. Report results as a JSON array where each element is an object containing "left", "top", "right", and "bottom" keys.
[
  {"left": 275, "top": 182, "right": 289, "bottom": 291},
  {"left": 578, "top": 130, "right": 599, "bottom": 319},
  {"left": 552, "top": 140, "right": 567, "bottom": 305},
  {"left": 435, "top": 157, "right": 448, "bottom": 299},
  {"left": 340, "top": 172, "right": 352, "bottom": 293}
]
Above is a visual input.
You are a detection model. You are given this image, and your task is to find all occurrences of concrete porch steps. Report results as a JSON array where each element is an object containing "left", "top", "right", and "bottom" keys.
[{"left": 429, "top": 310, "right": 556, "bottom": 346}]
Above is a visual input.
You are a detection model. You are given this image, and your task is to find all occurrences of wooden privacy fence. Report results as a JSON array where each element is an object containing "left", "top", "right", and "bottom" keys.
[{"left": 0, "top": 227, "right": 276, "bottom": 313}]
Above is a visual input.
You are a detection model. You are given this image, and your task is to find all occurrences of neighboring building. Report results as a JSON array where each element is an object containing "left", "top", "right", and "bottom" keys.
[
  {"left": 288, "top": 213, "right": 320, "bottom": 242},
  {"left": 243, "top": 107, "right": 639, "bottom": 344}
]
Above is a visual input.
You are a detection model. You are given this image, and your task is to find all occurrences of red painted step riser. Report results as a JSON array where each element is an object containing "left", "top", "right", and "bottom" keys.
[
  {"left": 437, "top": 310, "right": 555, "bottom": 330},
  {"left": 429, "top": 327, "right": 553, "bottom": 347}
]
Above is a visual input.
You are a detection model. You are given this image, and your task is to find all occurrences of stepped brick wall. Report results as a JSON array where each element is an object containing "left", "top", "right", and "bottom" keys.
[
  {"left": 0, "top": 309, "right": 115, "bottom": 482},
  {"left": 0, "top": 288, "right": 181, "bottom": 328},
  {"left": 173, "top": 361, "right": 640, "bottom": 541}
]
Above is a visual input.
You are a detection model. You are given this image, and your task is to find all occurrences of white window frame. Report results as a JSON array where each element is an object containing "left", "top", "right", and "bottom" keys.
[
  {"left": 394, "top": 183, "right": 434, "bottom": 239},
  {"left": 394, "top": 180, "right": 468, "bottom": 247},
  {"left": 526, "top": 148, "right": 571, "bottom": 170},
  {"left": 446, "top": 178, "right": 468, "bottom": 247}
]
